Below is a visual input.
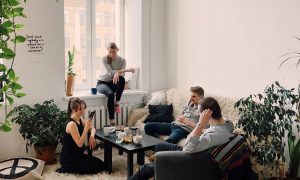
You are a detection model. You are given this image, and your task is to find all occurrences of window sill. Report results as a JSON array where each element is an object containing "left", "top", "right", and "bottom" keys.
[{"left": 63, "top": 89, "right": 146, "bottom": 101}]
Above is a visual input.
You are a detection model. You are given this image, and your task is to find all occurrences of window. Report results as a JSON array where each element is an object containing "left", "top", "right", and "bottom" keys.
[
  {"left": 80, "top": 11, "right": 86, "bottom": 25},
  {"left": 80, "top": 35, "right": 86, "bottom": 48},
  {"left": 104, "top": 34, "right": 110, "bottom": 47},
  {"left": 65, "top": 34, "right": 70, "bottom": 48},
  {"left": 64, "top": 0, "right": 123, "bottom": 89},
  {"left": 104, "top": 12, "right": 111, "bottom": 26},
  {"left": 96, "top": 36, "right": 101, "bottom": 48},
  {"left": 96, "top": 13, "right": 101, "bottom": 25},
  {"left": 64, "top": 10, "right": 70, "bottom": 24}
]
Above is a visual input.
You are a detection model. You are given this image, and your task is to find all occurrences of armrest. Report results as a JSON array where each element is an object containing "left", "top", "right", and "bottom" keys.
[{"left": 155, "top": 151, "right": 222, "bottom": 180}]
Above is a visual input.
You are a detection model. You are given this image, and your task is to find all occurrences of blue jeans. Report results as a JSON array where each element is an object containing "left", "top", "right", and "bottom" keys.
[
  {"left": 96, "top": 76, "right": 125, "bottom": 120},
  {"left": 144, "top": 122, "right": 189, "bottom": 144}
]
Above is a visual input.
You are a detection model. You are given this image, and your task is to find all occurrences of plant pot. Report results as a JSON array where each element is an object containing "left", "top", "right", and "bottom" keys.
[
  {"left": 66, "top": 75, "right": 75, "bottom": 96},
  {"left": 34, "top": 144, "right": 57, "bottom": 165}
]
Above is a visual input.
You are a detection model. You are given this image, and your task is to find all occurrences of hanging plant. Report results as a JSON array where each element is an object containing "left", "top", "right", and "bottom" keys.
[{"left": 0, "top": 0, "right": 27, "bottom": 132}]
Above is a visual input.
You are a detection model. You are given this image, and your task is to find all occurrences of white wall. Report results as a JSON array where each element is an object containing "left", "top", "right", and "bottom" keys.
[{"left": 165, "top": 0, "right": 300, "bottom": 98}]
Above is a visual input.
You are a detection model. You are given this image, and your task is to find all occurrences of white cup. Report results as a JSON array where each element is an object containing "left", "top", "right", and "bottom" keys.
[
  {"left": 103, "top": 126, "right": 116, "bottom": 136},
  {"left": 133, "top": 135, "right": 142, "bottom": 144},
  {"left": 124, "top": 127, "right": 130, "bottom": 134},
  {"left": 117, "top": 132, "right": 126, "bottom": 139}
]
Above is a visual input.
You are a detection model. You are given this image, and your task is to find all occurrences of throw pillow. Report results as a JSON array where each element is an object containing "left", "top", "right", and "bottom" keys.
[
  {"left": 146, "top": 90, "right": 167, "bottom": 105},
  {"left": 127, "top": 108, "right": 149, "bottom": 127},
  {"left": 144, "top": 104, "right": 173, "bottom": 123},
  {"left": 0, "top": 157, "right": 45, "bottom": 180}
]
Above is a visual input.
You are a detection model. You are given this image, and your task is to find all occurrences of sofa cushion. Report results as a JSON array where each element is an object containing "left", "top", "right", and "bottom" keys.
[
  {"left": 144, "top": 104, "right": 174, "bottom": 123},
  {"left": 127, "top": 108, "right": 149, "bottom": 127},
  {"left": 146, "top": 89, "right": 167, "bottom": 105}
]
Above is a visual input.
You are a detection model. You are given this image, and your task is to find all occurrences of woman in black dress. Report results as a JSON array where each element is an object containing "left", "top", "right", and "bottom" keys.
[{"left": 59, "top": 98, "right": 105, "bottom": 174}]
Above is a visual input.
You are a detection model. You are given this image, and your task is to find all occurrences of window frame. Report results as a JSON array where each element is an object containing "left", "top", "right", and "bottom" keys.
[{"left": 65, "top": 0, "right": 125, "bottom": 90}]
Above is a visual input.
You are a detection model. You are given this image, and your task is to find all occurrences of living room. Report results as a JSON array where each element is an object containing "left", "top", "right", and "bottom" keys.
[{"left": 0, "top": 0, "right": 300, "bottom": 179}]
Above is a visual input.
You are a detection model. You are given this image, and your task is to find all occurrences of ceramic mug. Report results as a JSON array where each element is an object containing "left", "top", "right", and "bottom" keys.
[
  {"left": 133, "top": 135, "right": 142, "bottom": 144},
  {"left": 117, "top": 132, "right": 127, "bottom": 139},
  {"left": 91, "top": 88, "right": 97, "bottom": 95},
  {"left": 103, "top": 126, "right": 116, "bottom": 136},
  {"left": 124, "top": 127, "right": 130, "bottom": 134}
]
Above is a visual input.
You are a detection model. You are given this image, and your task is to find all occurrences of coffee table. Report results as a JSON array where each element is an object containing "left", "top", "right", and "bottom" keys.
[{"left": 95, "top": 128, "right": 164, "bottom": 178}]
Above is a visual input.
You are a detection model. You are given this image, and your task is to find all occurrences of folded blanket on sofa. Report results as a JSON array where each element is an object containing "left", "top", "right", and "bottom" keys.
[{"left": 208, "top": 134, "right": 258, "bottom": 180}]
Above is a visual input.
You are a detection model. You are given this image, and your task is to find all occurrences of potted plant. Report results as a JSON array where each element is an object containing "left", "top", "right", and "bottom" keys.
[
  {"left": 66, "top": 46, "right": 76, "bottom": 96},
  {"left": 234, "top": 81, "right": 299, "bottom": 179},
  {"left": 12, "top": 100, "right": 68, "bottom": 164},
  {"left": 279, "top": 36, "right": 300, "bottom": 179}
]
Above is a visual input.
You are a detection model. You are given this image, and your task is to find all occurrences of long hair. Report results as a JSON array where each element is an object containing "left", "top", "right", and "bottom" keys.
[{"left": 67, "top": 97, "right": 87, "bottom": 118}]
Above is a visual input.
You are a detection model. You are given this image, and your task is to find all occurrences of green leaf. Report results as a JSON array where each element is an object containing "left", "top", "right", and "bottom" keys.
[
  {"left": 2, "top": 123, "right": 12, "bottom": 132},
  {"left": 0, "top": 26, "right": 9, "bottom": 36},
  {"left": 16, "top": 93, "right": 26, "bottom": 98},
  {"left": 0, "top": 64, "right": 7, "bottom": 72},
  {"left": 13, "top": 83, "right": 22, "bottom": 90},
  {"left": 8, "top": 0, "right": 20, "bottom": 6},
  {"left": 8, "top": 69, "right": 16, "bottom": 80},
  {"left": 13, "top": 7, "right": 24, "bottom": 13},
  {"left": 15, "top": 35, "right": 26, "bottom": 43},
  {"left": 3, "top": 47, "right": 15, "bottom": 59},
  {"left": 6, "top": 96, "right": 14, "bottom": 105},
  {"left": 1, "top": 85, "right": 9, "bottom": 92},
  {"left": 15, "top": 24, "right": 24, "bottom": 29},
  {"left": 2, "top": 21, "right": 13, "bottom": 28}
]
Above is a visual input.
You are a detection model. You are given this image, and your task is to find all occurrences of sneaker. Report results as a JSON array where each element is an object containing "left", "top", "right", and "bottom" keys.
[
  {"left": 110, "top": 120, "right": 116, "bottom": 126},
  {"left": 115, "top": 104, "right": 121, "bottom": 113}
]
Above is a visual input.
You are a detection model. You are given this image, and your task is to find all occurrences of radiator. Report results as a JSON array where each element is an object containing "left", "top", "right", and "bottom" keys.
[{"left": 84, "top": 103, "right": 131, "bottom": 128}]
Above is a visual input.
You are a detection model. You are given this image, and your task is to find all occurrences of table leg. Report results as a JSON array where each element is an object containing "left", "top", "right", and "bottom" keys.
[
  {"left": 119, "top": 149, "right": 123, "bottom": 155},
  {"left": 137, "top": 151, "right": 145, "bottom": 165},
  {"left": 104, "top": 142, "right": 112, "bottom": 173},
  {"left": 127, "top": 152, "right": 133, "bottom": 178}
]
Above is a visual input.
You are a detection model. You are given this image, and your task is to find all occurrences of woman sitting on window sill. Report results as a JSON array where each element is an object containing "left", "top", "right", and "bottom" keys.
[{"left": 96, "top": 42, "right": 135, "bottom": 126}]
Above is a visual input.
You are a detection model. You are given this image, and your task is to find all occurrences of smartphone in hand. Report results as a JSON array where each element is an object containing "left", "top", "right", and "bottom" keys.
[{"left": 88, "top": 111, "right": 96, "bottom": 120}]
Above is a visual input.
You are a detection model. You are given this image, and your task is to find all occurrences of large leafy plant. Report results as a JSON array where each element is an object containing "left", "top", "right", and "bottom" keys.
[
  {"left": 234, "top": 81, "right": 299, "bottom": 178},
  {"left": 0, "top": 0, "right": 27, "bottom": 132},
  {"left": 279, "top": 36, "right": 300, "bottom": 179},
  {"left": 12, "top": 100, "right": 68, "bottom": 152}
]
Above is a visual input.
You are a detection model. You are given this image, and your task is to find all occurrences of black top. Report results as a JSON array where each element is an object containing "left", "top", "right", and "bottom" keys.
[{"left": 60, "top": 118, "right": 85, "bottom": 164}]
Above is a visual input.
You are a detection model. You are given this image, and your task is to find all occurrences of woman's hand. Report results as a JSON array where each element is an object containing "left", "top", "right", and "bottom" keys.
[
  {"left": 113, "top": 72, "right": 120, "bottom": 84},
  {"left": 89, "top": 136, "right": 96, "bottom": 150},
  {"left": 129, "top": 68, "right": 135, "bottom": 73},
  {"left": 85, "top": 119, "right": 93, "bottom": 130}
]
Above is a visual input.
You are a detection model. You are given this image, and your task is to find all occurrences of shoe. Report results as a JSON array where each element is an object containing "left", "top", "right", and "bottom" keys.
[
  {"left": 115, "top": 104, "right": 121, "bottom": 113},
  {"left": 110, "top": 120, "right": 116, "bottom": 126},
  {"left": 148, "top": 154, "right": 155, "bottom": 162}
]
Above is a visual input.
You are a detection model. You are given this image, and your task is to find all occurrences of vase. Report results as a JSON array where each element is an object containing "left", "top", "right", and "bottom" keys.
[{"left": 66, "top": 75, "right": 75, "bottom": 96}]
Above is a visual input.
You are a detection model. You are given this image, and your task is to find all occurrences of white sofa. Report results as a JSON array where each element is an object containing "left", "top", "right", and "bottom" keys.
[{"left": 127, "top": 88, "right": 240, "bottom": 146}]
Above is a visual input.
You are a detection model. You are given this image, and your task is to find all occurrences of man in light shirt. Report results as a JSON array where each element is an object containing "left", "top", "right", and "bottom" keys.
[
  {"left": 129, "top": 97, "right": 234, "bottom": 180},
  {"left": 144, "top": 86, "right": 204, "bottom": 144}
]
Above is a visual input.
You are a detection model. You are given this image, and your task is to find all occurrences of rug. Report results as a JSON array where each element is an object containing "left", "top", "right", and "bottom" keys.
[{"left": 42, "top": 148, "right": 149, "bottom": 180}]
